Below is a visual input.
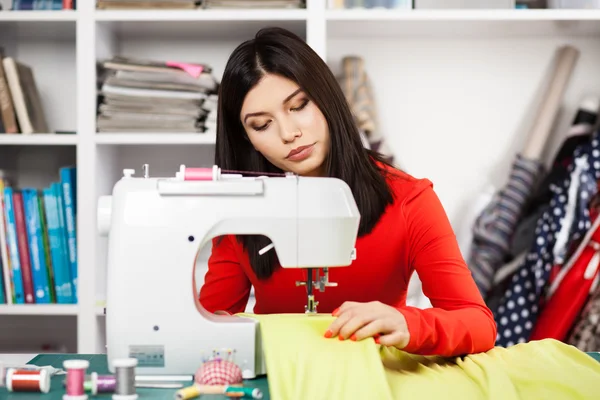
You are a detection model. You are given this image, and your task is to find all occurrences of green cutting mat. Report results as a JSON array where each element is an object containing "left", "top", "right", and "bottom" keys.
[
  {"left": 0, "top": 354, "right": 269, "bottom": 399},
  {"left": 1, "top": 352, "right": 599, "bottom": 399}
]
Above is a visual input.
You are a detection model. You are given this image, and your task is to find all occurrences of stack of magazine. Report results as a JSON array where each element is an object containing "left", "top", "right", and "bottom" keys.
[
  {"left": 95, "top": 0, "right": 305, "bottom": 8},
  {"left": 96, "top": 56, "right": 218, "bottom": 134},
  {"left": 202, "top": 0, "right": 304, "bottom": 8},
  {"left": 96, "top": 0, "right": 200, "bottom": 9}
]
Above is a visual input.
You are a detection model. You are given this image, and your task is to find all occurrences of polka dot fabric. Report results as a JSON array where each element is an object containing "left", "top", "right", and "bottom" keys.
[{"left": 493, "top": 131, "right": 600, "bottom": 347}]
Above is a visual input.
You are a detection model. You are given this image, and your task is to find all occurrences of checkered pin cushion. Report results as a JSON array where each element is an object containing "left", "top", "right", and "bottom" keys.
[{"left": 195, "top": 359, "right": 243, "bottom": 386}]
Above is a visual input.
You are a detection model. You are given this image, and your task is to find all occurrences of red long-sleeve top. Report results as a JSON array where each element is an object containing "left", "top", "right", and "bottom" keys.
[{"left": 199, "top": 167, "right": 497, "bottom": 357}]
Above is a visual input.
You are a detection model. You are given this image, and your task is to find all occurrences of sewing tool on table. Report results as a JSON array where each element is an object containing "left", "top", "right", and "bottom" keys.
[
  {"left": 5, "top": 368, "right": 51, "bottom": 393},
  {"left": 64, "top": 373, "right": 187, "bottom": 394},
  {"left": 63, "top": 360, "right": 89, "bottom": 400},
  {"left": 98, "top": 163, "right": 360, "bottom": 378},
  {"left": 112, "top": 358, "right": 138, "bottom": 400}
]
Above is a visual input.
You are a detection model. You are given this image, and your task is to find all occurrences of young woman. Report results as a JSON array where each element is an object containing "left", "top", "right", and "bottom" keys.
[{"left": 199, "top": 27, "right": 497, "bottom": 357}]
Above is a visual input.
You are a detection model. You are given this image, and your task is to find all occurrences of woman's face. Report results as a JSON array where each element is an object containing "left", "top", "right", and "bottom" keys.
[{"left": 240, "top": 73, "right": 330, "bottom": 177}]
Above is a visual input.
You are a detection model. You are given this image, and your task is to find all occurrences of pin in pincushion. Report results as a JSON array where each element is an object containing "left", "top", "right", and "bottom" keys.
[{"left": 195, "top": 359, "right": 243, "bottom": 386}]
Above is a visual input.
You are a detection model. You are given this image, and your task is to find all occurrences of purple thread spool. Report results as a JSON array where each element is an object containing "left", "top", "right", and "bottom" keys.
[{"left": 91, "top": 372, "right": 116, "bottom": 395}]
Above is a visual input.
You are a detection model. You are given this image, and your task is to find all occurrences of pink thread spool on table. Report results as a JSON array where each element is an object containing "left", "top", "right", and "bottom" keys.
[{"left": 63, "top": 360, "right": 89, "bottom": 400}]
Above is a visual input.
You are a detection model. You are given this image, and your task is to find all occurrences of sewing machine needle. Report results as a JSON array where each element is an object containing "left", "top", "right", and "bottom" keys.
[{"left": 306, "top": 268, "right": 317, "bottom": 314}]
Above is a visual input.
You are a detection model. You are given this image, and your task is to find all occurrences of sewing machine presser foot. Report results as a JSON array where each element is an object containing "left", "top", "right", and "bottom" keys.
[{"left": 296, "top": 267, "right": 337, "bottom": 314}]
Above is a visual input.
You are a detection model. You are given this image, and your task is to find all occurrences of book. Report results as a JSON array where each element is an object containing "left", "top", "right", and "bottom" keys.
[{"left": 2, "top": 57, "right": 49, "bottom": 134}]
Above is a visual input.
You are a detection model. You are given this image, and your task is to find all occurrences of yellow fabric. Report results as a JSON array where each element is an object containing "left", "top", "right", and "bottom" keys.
[{"left": 240, "top": 313, "right": 600, "bottom": 400}]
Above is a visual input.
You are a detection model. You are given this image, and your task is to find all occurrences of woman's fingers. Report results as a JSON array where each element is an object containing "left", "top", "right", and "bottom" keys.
[
  {"left": 376, "top": 330, "right": 410, "bottom": 348},
  {"left": 327, "top": 303, "right": 386, "bottom": 340},
  {"left": 325, "top": 307, "right": 361, "bottom": 339},
  {"left": 332, "top": 301, "right": 359, "bottom": 317},
  {"left": 350, "top": 320, "right": 385, "bottom": 341}
]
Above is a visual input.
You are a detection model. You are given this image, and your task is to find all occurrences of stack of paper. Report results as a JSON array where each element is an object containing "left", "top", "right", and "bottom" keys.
[
  {"left": 96, "top": 56, "right": 219, "bottom": 134},
  {"left": 203, "top": 0, "right": 305, "bottom": 8},
  {"left": 96, "top": 0, "right": 200, "bottom": 9}
]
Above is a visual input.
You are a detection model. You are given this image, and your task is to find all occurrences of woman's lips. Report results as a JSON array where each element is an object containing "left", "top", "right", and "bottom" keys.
[{"left": 286, "top": 143, "right": 315, "bottom": 161}]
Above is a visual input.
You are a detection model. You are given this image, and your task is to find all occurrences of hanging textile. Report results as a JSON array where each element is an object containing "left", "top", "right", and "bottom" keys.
[
  {"left": 568, "top": 276, "right": 600, "bottom": 352},
  {"left": 493, "top": 130, "right": 600, "bottom": 347},
  {"left": 529, "top": 211, "right": 600, "bottom": 342},
  {"left": 240, "top": 313, "right": 600, "bottom": 399},
  {"left": 466, "top": 46, "right": 580, "bottom": 298},
  {"left": 338, "top": 56, "right": 395, "bottom": 163},
  {"left": 468, "top": 155, "right": 543, "bottom": 295}
]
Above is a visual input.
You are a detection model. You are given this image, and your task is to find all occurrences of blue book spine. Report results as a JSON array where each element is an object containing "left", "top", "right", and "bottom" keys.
[
  {"left": 17, "top": 0, "right": 34, "bottom": 10},
  {"left": 3, "top": 188, "right": 25, "bottom": 304},
  {"left": 23, "top": 189, "right": 51, "bottom": 304},
  {"left": 60, "top": 167, "right": 77, "bottom": 303},
  {"left": 43, "top": 187, "right": 73, "bottom": 304},
  {"left": 0, "top": 251, "right": 5, "bottom": 303},
  {"left": 54, "top": 183, "right": 75, "bottom": 303}
]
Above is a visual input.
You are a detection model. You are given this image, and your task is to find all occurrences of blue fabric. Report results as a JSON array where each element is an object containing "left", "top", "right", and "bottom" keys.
[{"left": 493, "top": 130, "right": 600, "bottom": 347}]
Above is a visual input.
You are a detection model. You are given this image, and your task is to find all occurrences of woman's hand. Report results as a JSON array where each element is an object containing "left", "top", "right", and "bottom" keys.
[{"left": 324, "top": 301, "right": 410, "bottom": 348}]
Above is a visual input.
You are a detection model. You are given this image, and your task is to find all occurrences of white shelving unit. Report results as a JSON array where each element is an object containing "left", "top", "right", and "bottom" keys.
[{"left": 2, "top": 1, "right": 600, "bottom": 354}]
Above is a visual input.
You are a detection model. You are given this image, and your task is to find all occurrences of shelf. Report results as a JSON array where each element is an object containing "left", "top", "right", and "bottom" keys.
[
  {"left": 0, "top": 304, "right": 78, "bottom": 316},
  {"left": 326, "top": 9, "right": 600, "bottom": 38},
  {"left": 0, "top": 134, "right": 78, "bottom": 146},
  {"left": 94, "top": 133, "right": 216, "bottom": 145},
  {"left": 94, "top": 9, "right": 308, "bottom": 22},
  {"left": 326, "top": 9, "right": 600, "bottom": 21},
  {"left": 0, "top": 11, "right": 78, "bottom": 22},
  {"left": 95, "top": 10, "right": 307, "bottom": 40}
]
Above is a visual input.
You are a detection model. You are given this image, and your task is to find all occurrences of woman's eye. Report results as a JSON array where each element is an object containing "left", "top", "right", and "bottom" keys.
[
  {"left": 291, "top": 99, "right": 309, "bottom": 112},
  {"left": 253, "top": 122, "right": 269, "bottom": 131}
]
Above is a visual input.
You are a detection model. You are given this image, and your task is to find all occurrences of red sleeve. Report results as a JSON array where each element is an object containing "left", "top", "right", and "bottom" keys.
[
  {"left": 198, "top": 235, "right": 251, "bottom": 315},
  {"left": 397, "top": 180, "right": 497, "bottom": 356}
]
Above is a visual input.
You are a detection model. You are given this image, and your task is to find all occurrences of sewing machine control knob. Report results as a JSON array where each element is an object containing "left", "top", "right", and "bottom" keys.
[{"left": 123, "top": 168, "right": 135, "bottom": 178}]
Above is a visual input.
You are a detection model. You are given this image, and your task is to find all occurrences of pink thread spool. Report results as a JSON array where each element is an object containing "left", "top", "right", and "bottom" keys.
[
  {"left": 63, "top": 359, "right": 89, "bottom": 400},
  {"left": 176, "top": 165, "right": 221, "bottom": 181}
]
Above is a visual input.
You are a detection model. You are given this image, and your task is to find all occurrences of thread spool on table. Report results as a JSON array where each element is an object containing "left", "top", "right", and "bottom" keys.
[
  {"left": 63, "top": 359, "right": 89, "bottom": 400},
  {"left": 6, "top": 368, "right": 50, "bottom": 393},
  {"left": 112, "top": 358, "right": 138, "bottom": 400},
  {"left": 90, "top": 372, "right": 117, "bottom": 395}
]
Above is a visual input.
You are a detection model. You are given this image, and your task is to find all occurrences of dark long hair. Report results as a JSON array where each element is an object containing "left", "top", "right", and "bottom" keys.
[{"left": 215, "top": 27, "right": 396, "bottom": 279}]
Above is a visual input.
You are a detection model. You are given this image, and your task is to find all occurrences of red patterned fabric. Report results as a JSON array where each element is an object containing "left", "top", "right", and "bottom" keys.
[
  {"left": 195, "top": 360, "right": 243, "bottom": 385},
  {"left": 530, "top": 212, "right": 600, "bottom": 342}
]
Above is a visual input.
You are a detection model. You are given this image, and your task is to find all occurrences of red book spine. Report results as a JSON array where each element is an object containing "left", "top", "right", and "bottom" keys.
[
  {"left": 13, "top": 192, "right": 35, "bottom": 304},
  {"left": 63, "top": 0, "right": 73, "bottom": 10}
]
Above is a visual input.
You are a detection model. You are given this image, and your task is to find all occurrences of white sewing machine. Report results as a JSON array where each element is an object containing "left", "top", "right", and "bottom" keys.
[{"left": 97, "top": 164, "right": 360, "bottom": 379}]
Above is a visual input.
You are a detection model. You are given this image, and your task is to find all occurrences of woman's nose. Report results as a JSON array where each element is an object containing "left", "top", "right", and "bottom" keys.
[{"left": 280, "top": 121, "right": 302, "bottom": 143}]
